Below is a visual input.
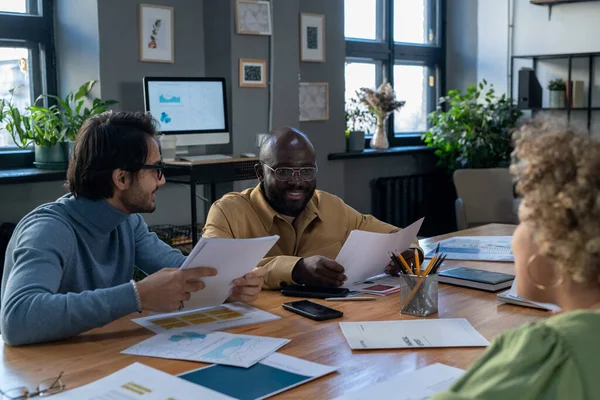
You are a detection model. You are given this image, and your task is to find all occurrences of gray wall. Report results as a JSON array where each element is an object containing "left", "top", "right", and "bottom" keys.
[
  {"left": 55, "top": 0, "right": 101, "bottom": 98},
  {"left": 97, "top": 0, "right": 206, "bottom": 111},
  {"left": 445, "top": 0, "right": 478, "bottom": 92},
  {"left": 1, "top": 0, "right": 444, "bottom": 227}
]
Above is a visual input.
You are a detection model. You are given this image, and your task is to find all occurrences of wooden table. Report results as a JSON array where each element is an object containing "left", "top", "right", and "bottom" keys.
[{"left": 0, "top": 224, "right": 546, "bottom": 399}]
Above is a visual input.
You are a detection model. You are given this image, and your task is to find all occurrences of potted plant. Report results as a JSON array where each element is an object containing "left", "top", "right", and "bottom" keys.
[
  {"left": 358, "top": 81, "right": 405, "bottom": 150},
  {"left": 548, "top": 78, "right": 566, "bottom": 108},
  {"left": 345, "top": 92, "right": 374, "bottom": 152},
  {"left": 422, "top": 80, "right": 523, "bottom": 172},
  {"left": 0, "top": 81, "right": 117, "bottom": 169}
]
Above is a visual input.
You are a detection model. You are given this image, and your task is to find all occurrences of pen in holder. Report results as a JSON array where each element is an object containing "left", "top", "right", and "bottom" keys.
[
  {"left": 390, "top": 246, "right": 445, "bottom": 317},
  {"left": 399, "top": 273, "right": 438, "bottom": 317}
]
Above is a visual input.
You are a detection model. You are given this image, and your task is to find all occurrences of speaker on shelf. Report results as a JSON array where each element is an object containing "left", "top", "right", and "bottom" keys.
[{"left": 518, "top": 68, "right": 542, "bottom": 109}]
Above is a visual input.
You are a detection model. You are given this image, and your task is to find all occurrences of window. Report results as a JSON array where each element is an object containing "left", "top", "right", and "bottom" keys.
[
  {"left": 345, "top": 60, "right": 377, "bottom": 133},
  {"left": 344, "top": 0, "right": 378, "bottom": 41},
  {"left": 345, "top": 0, "right": 443, "bottom": 147},
  {"left": 0, "top": 0, "right": 56, "bottom": 152}
]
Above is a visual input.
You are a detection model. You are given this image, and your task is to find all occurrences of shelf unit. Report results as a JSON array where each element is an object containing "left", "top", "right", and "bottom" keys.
[{"left": 510, "top": 52, "right": 600, "bottom": 131}]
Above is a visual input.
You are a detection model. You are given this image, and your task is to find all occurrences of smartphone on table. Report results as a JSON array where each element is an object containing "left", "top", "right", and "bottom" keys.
[
  {"left": 281, "top": 284, "right": 349, "bottom": 299},
  {"left": 282, "top": 300, "right": 343, "bottom": 321}
]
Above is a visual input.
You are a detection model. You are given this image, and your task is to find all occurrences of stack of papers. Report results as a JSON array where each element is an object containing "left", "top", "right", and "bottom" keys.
[
  {"left": 337, "top": 218, "right": 424, "bottom": 286},
  {"left": 179, "top": 352, "right": 338, "bottom": 400},
  {"left": 497, "top": 279, "right": 560, "bottom": 311},
  {"left": 132, "top": 302, "right": 279, "bottom": 334},
  {"left": 52, "top": 362, "right": 234, "bottom": 399},
  {"left": 339, "top": 319, "right": 490, "bottom": 350},
  {"left": 122, "top": 329, "right": 290, "bottom": 368},
  {"left": 346, "top": 273, "right": 406, "bottom": 296},
  {"left": 426, "top": 236, "right": 514, "bottom": 262},
  {"left": 333, "top": 363, "right": 464, "bottom": 400}
]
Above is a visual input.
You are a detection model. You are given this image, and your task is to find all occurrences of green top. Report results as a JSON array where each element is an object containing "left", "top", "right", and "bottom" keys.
[{"left": 431, "top": 310, "right": 600, "bottom": 400}]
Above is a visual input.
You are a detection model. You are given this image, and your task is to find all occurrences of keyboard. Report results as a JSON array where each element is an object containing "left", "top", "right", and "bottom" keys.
[{"left": 179, "top": 154, "right": 233, "bottom": 162}]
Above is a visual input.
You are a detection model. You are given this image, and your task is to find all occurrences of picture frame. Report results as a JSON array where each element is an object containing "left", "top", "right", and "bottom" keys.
[
  {"left": 239, "top": 58, "right": 267, "bottom": 88},
  {"left": 300, "top": 13, "right": 325, "bottom": 63},
  {"left": 235, "top": 0, "right": 272, "bottom": 36},
  {"left": 299, "top": 82, "right": 329, "bottom": 121},
  {"left": 139, "top": 4, "right": 174, "bottom": 63}
]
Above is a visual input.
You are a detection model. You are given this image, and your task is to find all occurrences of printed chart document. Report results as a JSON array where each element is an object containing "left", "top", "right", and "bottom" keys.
[
  {"left": 339, "top": 319, "right": 490, "bottom": 350},
  {"left": 132, "top": 302, "right": 280, "bottom": 334},
  {"left": 52, "top": 362, "right": 234, "bottom": 400},
  {"left": 497, "top": 279, "right": 560, "bottom": 311},
  {"left": 346, "top": 273, "right": 407, "bottom": 296},
  {"left": 180, "top": 235, "right": 279, "bottom": 310},
  {"left": 333, "top": 363, "right": 464, "bottom": 400},
  {"left": 337, "top": 218, "right": 424, "bottom": 287},
  {"left": 179, "top": 352, "right": 338, "bottom": 400},
  {"left": 426, "top": 236, "right": 514, "bottom": 262},
  {"left": 122, "top": 329, "right": 290, "bottom": 368}
]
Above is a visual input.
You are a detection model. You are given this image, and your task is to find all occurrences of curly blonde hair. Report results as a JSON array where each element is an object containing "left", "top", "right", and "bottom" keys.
[{"left": 511, "top": 118, "right": 600, "bottom": 284}]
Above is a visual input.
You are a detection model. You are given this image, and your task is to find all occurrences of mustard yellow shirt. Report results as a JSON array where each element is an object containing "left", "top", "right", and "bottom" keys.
[{"left": 202, "top": 185, "right": 420, "bottom": 289}]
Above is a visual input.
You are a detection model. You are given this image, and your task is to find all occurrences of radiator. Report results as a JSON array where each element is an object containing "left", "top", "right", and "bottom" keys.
[{"left": 371, "top": 173, "right": 456, "bottom": 237}]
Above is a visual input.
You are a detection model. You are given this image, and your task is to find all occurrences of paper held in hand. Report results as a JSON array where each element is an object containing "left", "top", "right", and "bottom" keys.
[
  {"left": 336, "top": 218, "right": 424, "bottom": 287},
  {"left": 180, "top": 235, "right": 279, "bottom": 310}
]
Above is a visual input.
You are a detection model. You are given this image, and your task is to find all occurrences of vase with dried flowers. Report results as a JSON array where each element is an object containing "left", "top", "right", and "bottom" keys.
[{"left": 358, "top": 81, "right": 405, "bottom": 149}]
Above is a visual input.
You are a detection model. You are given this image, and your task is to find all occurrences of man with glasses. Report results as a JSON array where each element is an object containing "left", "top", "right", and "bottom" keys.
[
  {"left": 0, "top": 111, "right": 265, "bottom": 346},
  {"left": 203, "top": 127, "right": 421, "bottom": 289}
]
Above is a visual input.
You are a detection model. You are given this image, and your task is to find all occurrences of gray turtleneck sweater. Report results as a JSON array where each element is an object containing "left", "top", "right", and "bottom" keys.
[{"left": 0, "top": 194, "right": 186, "bottom": 346}]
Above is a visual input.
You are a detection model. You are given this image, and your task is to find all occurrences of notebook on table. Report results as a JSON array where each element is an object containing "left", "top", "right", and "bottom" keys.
[{"left": 438, "top": 267, "right": 514, "bottom": 292}]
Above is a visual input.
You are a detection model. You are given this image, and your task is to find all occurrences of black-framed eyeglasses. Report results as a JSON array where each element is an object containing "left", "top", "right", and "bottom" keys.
[
  {"left": 1, "top": 372, "right": 65, "bottom": 399},
  {"left": 262, "top": 163, "right": 318, "bottom": 182},
  {"left": 140, "top": 162, "right": 165, "bottom": 180}
]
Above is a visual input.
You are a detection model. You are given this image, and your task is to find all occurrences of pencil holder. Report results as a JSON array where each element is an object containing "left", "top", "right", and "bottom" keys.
[{"left": 399, "top": 274, "right": 438, "bottom": 317}]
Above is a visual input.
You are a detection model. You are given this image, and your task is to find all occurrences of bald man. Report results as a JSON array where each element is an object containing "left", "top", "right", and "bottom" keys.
[{"left": 203, "top": 127, "right": 422, "bottom": 289}]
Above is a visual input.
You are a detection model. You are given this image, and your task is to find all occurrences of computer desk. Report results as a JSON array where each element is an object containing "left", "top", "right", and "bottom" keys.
[
  {"left": 0, "top": 224, "right": 548, "bottom": 399},
  {"left": 163, "top": 156, "right": 258, "bottom": 245}
]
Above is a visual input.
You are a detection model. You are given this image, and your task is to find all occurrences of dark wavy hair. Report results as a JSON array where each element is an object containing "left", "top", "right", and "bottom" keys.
[{"left": 66, "top": 111, "right": 159, "bottom": 200}]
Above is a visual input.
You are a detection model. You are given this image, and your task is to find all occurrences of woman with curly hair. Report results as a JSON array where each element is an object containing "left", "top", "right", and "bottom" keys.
[{"left": 432, "top": 119, "right": 600, "bottom": 399}]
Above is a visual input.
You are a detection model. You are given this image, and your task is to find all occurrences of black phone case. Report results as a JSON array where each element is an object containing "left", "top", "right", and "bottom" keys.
[
  {"left": 282, "top": 302, "right": 343, "bottom": 321},
  {"left": 281, "top": 285, "right": 350, "bottom": 299}
]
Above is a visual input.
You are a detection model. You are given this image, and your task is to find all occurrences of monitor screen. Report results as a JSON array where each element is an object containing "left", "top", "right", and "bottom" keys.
[{"left": 143, "top": 77, "right": 228, "bottom": 134}]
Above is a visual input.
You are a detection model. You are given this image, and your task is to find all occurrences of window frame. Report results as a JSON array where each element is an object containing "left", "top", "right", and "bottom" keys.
[
  {"left": 0, "top": 0, "right": 57, "bottom": 163},
  {"left": 345, "top": 0, "right": 445, "bottom": 148}
]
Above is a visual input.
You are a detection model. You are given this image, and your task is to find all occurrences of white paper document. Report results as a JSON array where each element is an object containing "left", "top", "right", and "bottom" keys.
[
  {"left": 52, "top": 362, "right": 234, "bottom": 400},
  {"left": 426, "top": 236, "right": 514, "bottom": 262},
  {"left": 497, "top": 279, "right": 560, "bottom": 311},
  {"left": 334, "top": 363, "right": 464, "bottom": 400},
  {"left": 337, "top": 218, "right": 424, "bottom": 287},
  {"left": 122, "top": 329, "right": 290, "bottom": 368},
  {"left": 132, "top": 302, "right": 280, "bottom": 334},
  {"left": 339, "top": 319, "right": 490, "bottom": 350},
  {"left": 179, "top": 235, "right": 279, "bottom": 310},
  {"left": 179, "top": 352, "right": 338, "bottom": 400}
]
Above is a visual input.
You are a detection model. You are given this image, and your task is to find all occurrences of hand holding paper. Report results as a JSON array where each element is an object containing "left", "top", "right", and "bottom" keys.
[
  {"left": 180, "top": 235, "right": 279, "bottom": 310},
  {"left": 336, "top": 218, "right": 424, "bottom": 286}
]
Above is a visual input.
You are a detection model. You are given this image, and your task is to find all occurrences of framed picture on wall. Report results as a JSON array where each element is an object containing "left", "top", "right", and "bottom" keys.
[
  {"left": 235, "top": 0, "right": 272, "bottom": 35},
  {"left": 300, "top": 13, "right": 325, "bottom": 62},
  {"left": 139, "top": 4, "right": 174, "bottom": 63},
  {"left": 239, "top": 58, "right": 267, "bottom": 88},
  {"left": 299, "top": 82, "right": 329, "bottom": 121}
]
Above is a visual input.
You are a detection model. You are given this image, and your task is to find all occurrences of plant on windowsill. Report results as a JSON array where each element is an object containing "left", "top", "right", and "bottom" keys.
[
  {"left": 548, "top": 78, "right": 566, "bottom": 108},
  {"left": 358, "top": 81, "right": 405, "bottom": 150},
  {"left": 0, "top": 81, "right": 118, "bottom": 170},
  {"left": 422, "top": 80, "right": 523, "bottom": 172},
  {"left": 345, "top": 92, "right": 374, "bottom": 152}
]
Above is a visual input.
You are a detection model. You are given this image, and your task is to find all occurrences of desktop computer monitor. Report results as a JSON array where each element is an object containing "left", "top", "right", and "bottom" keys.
[{"left": 143, "top": 77, "right": 230, "bottom": 148}]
